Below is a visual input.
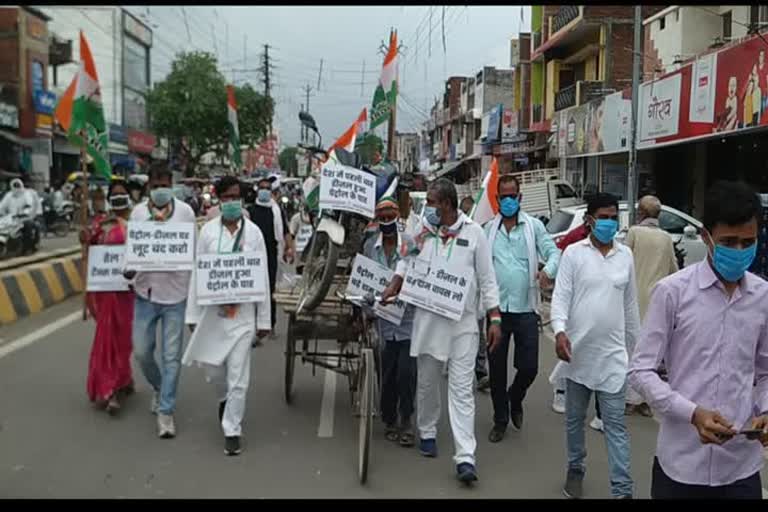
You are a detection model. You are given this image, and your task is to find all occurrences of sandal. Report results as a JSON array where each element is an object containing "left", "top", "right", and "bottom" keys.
[
  {"left": 105, "top": 395, "right": 120, "bottom": 416},
  {"left": 385, "top": 425, "right": 399, "bottom": 442},
  {"left": 399, "top": 431, "right": 415, "bottom": 447}
]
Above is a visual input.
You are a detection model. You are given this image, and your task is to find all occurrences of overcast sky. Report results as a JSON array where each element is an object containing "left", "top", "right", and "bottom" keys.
[{"left": 133, "top": 6, "right": 531, "bottom": 147}]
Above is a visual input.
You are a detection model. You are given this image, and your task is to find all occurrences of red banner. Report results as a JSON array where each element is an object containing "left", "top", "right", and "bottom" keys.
[
  {"left": 127, "top": 129, "right": 157, "bottom": 155},
  {"left": 244, "top": 134, "right": 279, "bottom": 172}
]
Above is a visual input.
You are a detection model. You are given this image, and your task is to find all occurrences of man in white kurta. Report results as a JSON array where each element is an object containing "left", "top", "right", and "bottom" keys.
[
  {"left": 182, "top": 177, "right": 271, "bottom": 456},
  {"left": 384, "top": 178, "right": 500, "bottom": 484}
]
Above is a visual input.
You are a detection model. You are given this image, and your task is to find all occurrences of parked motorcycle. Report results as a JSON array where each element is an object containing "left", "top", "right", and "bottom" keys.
[
  {"left": 0, "top": 204, "right": 40, "bottom": 259},
  {"left": 43, "top": 200, "right": 74, "bottom": 237}
]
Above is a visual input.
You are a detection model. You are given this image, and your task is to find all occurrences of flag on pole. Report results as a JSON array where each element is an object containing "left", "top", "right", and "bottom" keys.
[
  {"left": 302, "top": 175, "right": 320, "bottom": 211},
  {"left": 328, "top": 108, "right": 367, "bottom": 154},
  {"left": 226, "top": 85, "right": 242, "bottom": 170},
  {"left": 54, "top": 31, "right": 111, "bottom": 180},
  {"left": 370, "top": 30, "right": 398, "bottom": 130},
  {"left": 470, "top": 157, "right": 500, "bottom": 226}
]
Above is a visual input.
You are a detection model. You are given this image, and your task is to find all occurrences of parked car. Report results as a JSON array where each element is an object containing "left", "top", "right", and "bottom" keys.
[{"left": 546, "top": 202, "right": 707, "bottom": 267}]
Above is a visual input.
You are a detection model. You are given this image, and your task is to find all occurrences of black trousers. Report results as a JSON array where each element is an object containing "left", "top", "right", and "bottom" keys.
[
  {"left": 488, "top": 312, "right": 539, "bottom": 426},
  {"left": 266, "top": 244, "right": 277, "bottom": 328},
  {"left": 380, "top": 338, "right": 417, "bottom": 428},
  {"left": 651, "top": 457, "right": 762, "bottom": 499}
]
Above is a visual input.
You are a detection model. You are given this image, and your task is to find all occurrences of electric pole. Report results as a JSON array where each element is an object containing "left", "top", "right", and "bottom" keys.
[
  {"left": 627, "top": 5, "right": 641, "bottom": 226},
  {"left": 302, "top": 84, "right": 313, "bottom": 143},
  {"left": 300, "top": 102, "right": 305, "bottom": 144},
  {"left": 260, "top": 43, "right": 275, "bottom": 134},
  {"left": 379, "top": 29, "right": 403, "bottom": 161},
  {"left": 317, "top": 58, "right": 324, "bottom": 91}
]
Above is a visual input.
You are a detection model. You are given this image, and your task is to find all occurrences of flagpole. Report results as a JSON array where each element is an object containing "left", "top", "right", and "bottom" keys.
[
  {"left": 387, "top": 29, "right": 397, "bottom": 162},
  {"left": 79, "top": 133, "right": 89, "bottom": 321}
]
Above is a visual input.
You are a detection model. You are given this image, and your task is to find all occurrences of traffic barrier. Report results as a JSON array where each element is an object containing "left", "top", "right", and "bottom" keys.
[{"left": 0, "top": 254, "right": 83, "bottom": 325}]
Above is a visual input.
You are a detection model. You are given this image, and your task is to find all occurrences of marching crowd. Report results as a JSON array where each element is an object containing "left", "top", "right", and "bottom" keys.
[{"left": 81, "top": 159, "right": 768, "bottom": 499}]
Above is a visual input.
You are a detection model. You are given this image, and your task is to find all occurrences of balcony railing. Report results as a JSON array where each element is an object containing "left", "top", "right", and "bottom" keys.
[
  {"left": 555, "top": 83, "right": 577, "bottom": 112},
  {"left": 551, "top": 6, "right": 580, "bottom": 36},
  {"left": 577, "top": 80, "right": 609, "bottom": 105}
]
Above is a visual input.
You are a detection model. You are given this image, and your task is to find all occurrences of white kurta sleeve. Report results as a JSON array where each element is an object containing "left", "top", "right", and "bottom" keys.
[
  {"left": 550, "top": 246, "right": 575, "bottom": 336},
  {"left": 185, "top": 221, "right": 211, "bottom": 325},
  {"left": 252, "top": 225, "right": 272, "bottom": 331},
  {"left": 623, "top": 255, "right": 641, "bottom": 353},
  {"left": 474, "top": 226, "right": 500, "bottom": 313}
]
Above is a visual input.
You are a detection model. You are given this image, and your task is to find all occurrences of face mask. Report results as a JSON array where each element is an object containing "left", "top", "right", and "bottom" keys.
[
  {"left": 257, "top": 189, "right": 272, "bottom": 204},
  {"left": 592, "top": 218, "right": 618, "bottom": 244},
  {"left": 150, "top": 187, "right": 173, "bottom": 207},
  {"left": 424, "top": 206, "right": 441, "bottom": 227},
  {"left": 109, "top": 194, "right": 131, "bottom": 211},
  {"left": 221, "top": 199, "right": 243, "bottom": 221},
  {"left": 379, "top": 219, "right": 398, "bottom": 235},
  {"left": 499, "top": 196, "right": 520, "bottom": 218},
  {"left": 708, "top": 237, "right": 757, "bottom": 282}
]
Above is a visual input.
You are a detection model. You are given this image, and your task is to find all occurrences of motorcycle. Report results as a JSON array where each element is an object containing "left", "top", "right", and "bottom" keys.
[
  {"left": 43, "top": 200, "right": 74, "bottom": 237},
  {"left": 296, "top": 112, "right": 398, "bottom": 312},
  {"left": 0, "top": 204, "right": 40, "bottom": 259}
]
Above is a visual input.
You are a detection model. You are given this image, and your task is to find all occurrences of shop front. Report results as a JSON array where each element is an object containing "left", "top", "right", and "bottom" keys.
[{"left": 127, "top": 128, "right": 156, "bottom": 174}]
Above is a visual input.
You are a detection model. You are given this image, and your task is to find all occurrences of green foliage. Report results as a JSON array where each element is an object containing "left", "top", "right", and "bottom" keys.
[
  {"left": 147, "top": 51, "right": 273, "bottom": 175},
  {"left": 278, "top": 146, "right": 299, "bottom": 176}
]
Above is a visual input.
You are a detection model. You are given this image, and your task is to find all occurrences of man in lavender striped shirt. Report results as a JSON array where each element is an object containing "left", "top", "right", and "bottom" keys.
[{"left": 629, "top": 181, "right": 768, "bottom": 499}]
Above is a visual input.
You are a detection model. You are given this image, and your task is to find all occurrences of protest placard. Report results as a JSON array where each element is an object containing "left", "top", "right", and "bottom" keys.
[
  {"left": 86, "top": 245, "right": 130, "bottom": 292},
  {"left": 295, "top": 224, "right": 314, "bottom": 253},
  {"left": 195, "top": 251, "right": 267, "bottom": 306},
  {"left": 345, "top": 254, "right": 406, "bottom": 326},
  {"left": 399, "top": 258, "right": 473, "bottom": 322},
  {"left": 319, "top": 160, "right": 376, "bottom": 219},
  {"left": 125, "top": 222, "right": 195, "bottom": 271}
]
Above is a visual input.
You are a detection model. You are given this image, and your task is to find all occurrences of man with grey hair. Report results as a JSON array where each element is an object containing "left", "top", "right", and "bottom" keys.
[
  {"left": 623, "top": 195, "right": 678, "bottom": 417},
  {"left": 382, "top": 178, "right": 501, "bottom": 484}
]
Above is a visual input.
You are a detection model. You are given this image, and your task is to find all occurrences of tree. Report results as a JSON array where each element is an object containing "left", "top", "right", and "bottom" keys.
[
  {"left": 147, "top": 51, "right": 273, "bottom": 176},
  {"left": 355, "top": 132, "right": 384, "bottom": 166},
  {"left": 278, "top": 146, "right": 299, "bottom": 176}
]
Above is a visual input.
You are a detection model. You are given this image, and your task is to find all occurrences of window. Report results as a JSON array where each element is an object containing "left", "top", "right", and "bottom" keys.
[
  {"left": 722, "top": 11, "right": 732, "bottom": 39},
  {"left": 658, "top": 210, "right": 690, "bottom": 235},
  {"left": 123, "top": 88, "right": 147, "bottom": 131},
  {"left": 554, "top": 183, "right": 576, "bottom": 199},
  {"left": 659, "top": 15, "right": 666, "bottom": 31},
  {"left": 123, "top": 35, "right": 149, "bottom": 92},
  {"left": 750, "top": 5, "right": 768, "bottom": 30}
]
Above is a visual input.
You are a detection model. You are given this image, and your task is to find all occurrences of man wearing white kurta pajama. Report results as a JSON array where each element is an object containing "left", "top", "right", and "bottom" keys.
[
  {"left": 182, "top": 177, "right": 271, "bottom": 456},
  {"left": 384, "top": 178, "right": 501, "bottom": 484}
]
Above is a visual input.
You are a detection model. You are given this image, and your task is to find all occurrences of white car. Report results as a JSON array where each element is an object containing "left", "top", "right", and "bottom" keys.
[{"left": 546, "top": 202, "right": 708, "bottom": 267}]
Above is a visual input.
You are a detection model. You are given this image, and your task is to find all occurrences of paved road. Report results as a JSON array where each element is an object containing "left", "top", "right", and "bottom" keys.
[
  {"left": 0, "top": 296, "right": 765, "bottom": 498},
  {"left": 39, "top": 231, "right": 78, "bottom": 253}
]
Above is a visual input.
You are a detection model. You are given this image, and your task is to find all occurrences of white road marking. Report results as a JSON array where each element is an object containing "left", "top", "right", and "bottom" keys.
[
  {"left": 0, "top": 311, "right": 81, "bottom": 360},
  {"left": 317, "top": 369, "right": 337, "bottom": 438},
  {"left": 763, "top": 487, "right": 768, "bottom": 499}
]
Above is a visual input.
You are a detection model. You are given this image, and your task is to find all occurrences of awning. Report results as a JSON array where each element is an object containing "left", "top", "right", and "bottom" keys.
[
  {"left": 434, "top": 159, "right": 463, "bottom": 179},
  {"left": 0, "top": 129, "right": 32, "bottom": 147}
]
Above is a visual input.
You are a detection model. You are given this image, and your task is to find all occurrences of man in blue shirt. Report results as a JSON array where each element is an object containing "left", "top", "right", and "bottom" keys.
[
  {"left": 363, "top": 196, "right": 418, "bottom": 447},
  {"left": 484, "top": 174, "right": 560, "bottom": 442}
]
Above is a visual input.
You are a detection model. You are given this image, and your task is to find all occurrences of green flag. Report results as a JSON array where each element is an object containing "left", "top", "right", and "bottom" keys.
[{"left": 370, "top": 30, "right": 398, "bottom": 130}]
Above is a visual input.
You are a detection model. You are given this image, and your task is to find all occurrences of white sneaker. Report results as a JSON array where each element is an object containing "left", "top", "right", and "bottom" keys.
[
  {"left": 157, "top": 413, "right": 176, "bottom": 439},
  {"left": 589, "top": 417, "right": 604, "bottom": 433},
  {"left": 150, "top": 392, "right": 159, "bottom": 415},
  {"left": 552, "top": 391, "right": 566, "bottom": 414}
]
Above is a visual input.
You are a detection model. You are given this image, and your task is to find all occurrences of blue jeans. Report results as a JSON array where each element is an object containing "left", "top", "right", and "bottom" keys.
[
  {"left": 565, "top": 379, "right": 633, "bottom": 497},
  {"left": 132, "top": 296, "right": 186, "bottom": 415}
]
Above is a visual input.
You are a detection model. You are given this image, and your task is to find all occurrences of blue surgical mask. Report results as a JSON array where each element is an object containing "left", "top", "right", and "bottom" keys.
[
  {"left": 424, "top": 206, "right": 441, "bottom": 226},
  {"left": 150, "top": 187, "right": 173, "bottom": 207},
  {"left": 711, "top": 242, "right": 757, "bottom": 282},
  {"left": 257, "top": 189, "right": 272, "bottom": 204},
  {"left": 592, "top": 218, "right": 618, "bottom": 244},
  {"left": 221, "top": 199, "right": 243, "bottom": 221},
  {"left": 499, "top": 196, "right": 520, "bottom": 218}
]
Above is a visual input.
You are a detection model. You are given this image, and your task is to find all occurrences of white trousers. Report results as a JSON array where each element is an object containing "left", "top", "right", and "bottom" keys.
[
  {"left": 205, "top": 335, "right": 252, "bottom": 437},
  {"left": 417, "top": 332, "right": 477, "bottom": 466}
]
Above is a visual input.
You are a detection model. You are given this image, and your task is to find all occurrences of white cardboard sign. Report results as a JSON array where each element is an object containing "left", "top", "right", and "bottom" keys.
[
  {"left": 319, "top": 161, "right": 376, "bottom": 219},
  {"left": 346, "top": 253, "right": 407, "bottom": 326},
  {"left": 125, "top": 221, "right": 195, "bottom": 271},
  {"left": 86, "top": 245, "right": 130, "bottom": 292},
  {"left": 399, "top": 258, "right": 473, "bottom": 322},
  {"left": 195, "top": 251, "right": 267, "bottom": 306}
]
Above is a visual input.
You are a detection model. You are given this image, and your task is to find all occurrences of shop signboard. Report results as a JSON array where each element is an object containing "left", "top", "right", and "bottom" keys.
[
  {"left": 109, "top": 123, "right": 128, "bottom": 145},
  {"left": 127, "top": 129, "right": 156, "bottom": 154},
  {"left": 33, "top": 90, "right": 56, "bottom": 115},
  {"left": 486, "top": 104, "right": 503, "bottom": 143},
  {"left": 639, "top": 73, "right": 682, "bottom": 143},
  {"left": 501, "top": 108, "right": 518, "bottom": 141},
  {"left": 0, "top": 103, "right": 19, "bottom": 129}
]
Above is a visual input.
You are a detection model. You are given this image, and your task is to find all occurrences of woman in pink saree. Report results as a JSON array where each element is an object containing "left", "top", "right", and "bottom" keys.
[{"left": 83, "top": 181, "right": 135, "bottom": 414}]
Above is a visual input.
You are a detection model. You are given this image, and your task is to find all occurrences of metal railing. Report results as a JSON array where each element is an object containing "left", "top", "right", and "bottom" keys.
[
  {"left": 555, "top": 83, "right": 577, "bottom": 112},
  {"left": 551, "top": 5, "right": 581, "bottom": 35}
]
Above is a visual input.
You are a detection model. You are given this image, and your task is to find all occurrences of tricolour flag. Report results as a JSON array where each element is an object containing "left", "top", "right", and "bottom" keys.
[
  {"left": 302, "top": 175, "right": 320, "bottom": 211},
  {"left": 328, "top": 108, "right": 367, "bottom": 155},
  {"left": 370, "top": 30, "right": 398, "bottom": 130},
  {"left": 227, "top": 85, "right": 242, "bottom": 169},
  {"left": 470, "top": 157, "right": 500, "bottom": 226},
  {"left": 54, "top": 31, "right": 111, "bottom": 180}
]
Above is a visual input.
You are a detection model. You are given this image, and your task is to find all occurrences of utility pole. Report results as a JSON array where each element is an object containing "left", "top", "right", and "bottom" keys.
[
  {"left": 303, "top": 84, "right": 313, "bottom": 143},
  {"left": 260, "top": 44, "right": 274, "bottom": 134},
  {"left": 300, "top": 102, "right": 305, "bottom": 143},
  {"left": 627, "top": 5, "right": 641, "bottom": 226},
  {"left": 317, "top": 58, "right": 324, "bottom": 91},
  {"left": 379, "top": 29, "right": 402, "bottom": 161}
]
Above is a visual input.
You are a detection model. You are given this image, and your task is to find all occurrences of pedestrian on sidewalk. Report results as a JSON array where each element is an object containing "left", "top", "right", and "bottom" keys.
[
  {"left": 381, "top": 178, "right": 501, "bottom": 484},
  {"left": 623, "top": 195, "right": 678, "bottom": 418},
  {"left": 83, "top": 181, "right": 135, "bottom": 414},
  {"left": 363, "top": 196, "right": 418, "bottom": 447},
  {"left": 550, "top": 206, "right": 603, "bottom": 433},
  {"left": 483, "top": 174, "right": 559, "bottom": 442},
  {"left": 127, "top": 162, "right": 196, "bottom": 439},
  {"left": 550, "top": 192, "right": 639, "bottom": 499},
  {"left": 182, "top": 176, "right": 271, "bottom": 456},
  {"left": 629, "top": 181, "right": 768, "bottom": 499}
]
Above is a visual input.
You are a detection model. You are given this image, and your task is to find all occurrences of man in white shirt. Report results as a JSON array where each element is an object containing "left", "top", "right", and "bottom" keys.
[
  {"left": 127, "top": 163, "right": 197, "bottom": 439},
  {"left": 182, "top": 176, "right": 271, "bottom": 456},
  {"left": 382, "top": 178, "right": 501, "bottom": 484},
  {"left": 550, "top": 192, "right": 640, "bottom": 499}
]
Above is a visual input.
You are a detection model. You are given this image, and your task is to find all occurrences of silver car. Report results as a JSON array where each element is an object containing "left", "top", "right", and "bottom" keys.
[{"left": 546, "top": 202, "right": 707, "bottom": 267}]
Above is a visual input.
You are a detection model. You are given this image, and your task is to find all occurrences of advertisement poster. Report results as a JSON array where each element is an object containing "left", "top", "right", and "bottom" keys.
[
  {"left": 689, "top": 53, "right": 717, "bottom": 124},
  {"left": 639, "top": 72, "right": 682, "bottom": 142},
  {"left": 713, "top": 36, "right": 768, "bottom": 134},
  {"left": 564, "top": 105, "right": 588, "bottom": 155},
  {"left": 501, "top": 108, "right": 518, "bottom": 141}
]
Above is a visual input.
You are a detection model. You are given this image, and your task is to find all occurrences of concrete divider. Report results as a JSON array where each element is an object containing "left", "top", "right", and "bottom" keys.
[{"left": 0, "top": 254, "right": 83, "bottom": 325}]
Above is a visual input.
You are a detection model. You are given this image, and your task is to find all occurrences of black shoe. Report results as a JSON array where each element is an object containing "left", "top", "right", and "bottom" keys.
[
  {"left": 510, "top": 410, "right": 523, "bottom": 431},
  {"left": 488, "top": 424, "right": 506, "bottom": 443},
  {"left": 563, "top": 469, "right": 584, "bottom": 499},
  {"left": 476, "top": 375, "right": 491, "bottom": 392},
  {"left": 224, "top": 436, "right": 242, "bottom": 456},
  {"left": 456, "top": 463, "right": 478, "bottom": 483},
  {"left": 218, "top": 400, "right": 227, "bottom": 423}
]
